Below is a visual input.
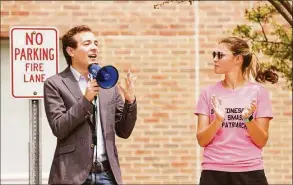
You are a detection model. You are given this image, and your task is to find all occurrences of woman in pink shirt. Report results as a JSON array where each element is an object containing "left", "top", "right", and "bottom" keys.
[{"left": 195, "top": 36, "right": 278, "bottom": 185}]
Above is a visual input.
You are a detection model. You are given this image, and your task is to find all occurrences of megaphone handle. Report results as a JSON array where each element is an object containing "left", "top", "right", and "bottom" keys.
[{"left": 92, "top": 96, "right": 97, "bottom": 145}]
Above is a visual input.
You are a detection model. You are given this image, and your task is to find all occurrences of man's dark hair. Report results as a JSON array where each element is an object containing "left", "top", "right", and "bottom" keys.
[{"left": 61, "top": 25, "right": 92, "bottom": 66}]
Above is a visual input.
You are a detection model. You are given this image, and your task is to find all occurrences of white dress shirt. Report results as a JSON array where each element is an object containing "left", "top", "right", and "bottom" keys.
[{"left": 70, "top": 66, "right": 107, "bottom": 162}]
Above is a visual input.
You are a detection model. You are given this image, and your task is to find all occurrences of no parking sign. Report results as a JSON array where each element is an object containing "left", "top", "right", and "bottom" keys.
[{"left": 10, "top": 26, "right": 59, "bottom": 98}]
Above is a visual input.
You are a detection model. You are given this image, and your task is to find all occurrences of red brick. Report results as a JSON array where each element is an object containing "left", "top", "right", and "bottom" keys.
[
  {"left": 171, "top": 162, "right": 188, "bottom": 168},
  {"left": 0, "top": 31, "right": 7, "bottom": 37},
  {"left": 284, "top": 112, "right": 292, "bottom": 116},
  {"left": 153, "top": 112, "right": 169, "bottom": 118},
  {"left": 178, "top": 31, "right": 195, "bottom": 35},
  {"left": 101, "top": 31, "right": 119, "bottom": 36},
  {"left": 11, "top": 11, "right": 29, "bottom": 16},
  {"left": 159, "top": 31, "right": 177, "bottom": 36},
  {"left": 63, "top": 5, "right": 80, "bottom": 10},
  {"left": 1, "top": 11, "right": 9, "bottom": 16},
  {"left": 31, "top": 12, "right": 49, "bottom": 16},
  {"left": 151, "top": 75, "right": 167, "bottom": 80},
  {"left": 144, "top": 118, "right": 159, "bottom": 123},
  {"left": 152, "top": 24, "right": 168, "bottom": 29},
  {"left": 135, "top": 150, "right": 151, "bottom": 155},
  {"left": 72, "top": 12, "right": 88, "bottom": 16}
]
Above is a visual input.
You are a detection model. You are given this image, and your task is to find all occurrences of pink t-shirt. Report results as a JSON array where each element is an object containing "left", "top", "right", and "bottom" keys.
[{"left": 194, "top": 81, "right": 273, "bottom": 172}]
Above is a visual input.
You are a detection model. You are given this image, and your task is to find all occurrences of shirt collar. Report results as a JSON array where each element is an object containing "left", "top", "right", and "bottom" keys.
[{"left": 70, "top": 66, "right": 89, "bottom": 81}]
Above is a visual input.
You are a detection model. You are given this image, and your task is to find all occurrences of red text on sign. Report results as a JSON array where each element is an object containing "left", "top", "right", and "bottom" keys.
[
  {"left": 24, "top": 62, "right": 45, "bottom": 82},
  {"left": 24, "top": 74, "right": 46, "bottom": 83},
  {"left": 26, "top": 32, "right": 43, "bottom": 45},
  {"left": 25, "top": 63, "right": 44, "bottom": 72},
  {"left": 15, "top": 48, "right": 55, "bottom": 61}
]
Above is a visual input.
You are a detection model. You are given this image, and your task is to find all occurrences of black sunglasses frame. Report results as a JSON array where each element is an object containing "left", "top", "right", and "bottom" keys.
[
  {"left": 212, "top": 51, "right": 225, "bottom": 60},
  {"left": 212, "top": 51, "right": 236, "bottom": 60}
]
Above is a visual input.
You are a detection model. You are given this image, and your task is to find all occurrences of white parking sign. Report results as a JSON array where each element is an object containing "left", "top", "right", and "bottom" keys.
[{"left": 10, "top": 27, "right": 59, "bottom": 98}]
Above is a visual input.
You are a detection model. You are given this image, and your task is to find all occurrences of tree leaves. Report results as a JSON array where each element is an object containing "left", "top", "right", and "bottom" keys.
[{"left": 232, "top": 2, "right": 292, "bottom": 88}]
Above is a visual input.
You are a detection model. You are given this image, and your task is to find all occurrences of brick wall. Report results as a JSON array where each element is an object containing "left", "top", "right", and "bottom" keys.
[{"left": 1, "top": 1, "right": 291, "bottom": 184}]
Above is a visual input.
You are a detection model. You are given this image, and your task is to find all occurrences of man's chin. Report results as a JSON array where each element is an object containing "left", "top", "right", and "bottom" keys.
[{"left": 88, "top": 60, "right": 98, "bottom": 64}]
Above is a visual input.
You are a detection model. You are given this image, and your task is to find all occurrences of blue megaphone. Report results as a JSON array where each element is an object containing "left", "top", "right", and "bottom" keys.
[{"left": 88, "top": 63, "right": 119, "bottom": 89}]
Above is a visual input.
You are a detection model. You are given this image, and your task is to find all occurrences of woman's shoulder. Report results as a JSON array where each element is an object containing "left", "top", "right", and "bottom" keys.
[
  {"left": 200, "top": 81, "right": 222, "bottom": 95},
  {"left": 203, "top": 81, "right": 222, "bottom": 90},
  {"left": 247, "top": 81, "right": 270, "bottom": 94}
]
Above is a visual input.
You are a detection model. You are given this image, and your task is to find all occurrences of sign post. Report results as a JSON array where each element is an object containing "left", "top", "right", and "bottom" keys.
[
  {"left": 29, "top": 99, "right": 41, "bottom": 184},
  {"left": 10, "top": 27, "right": 59, "bottom": 184}
]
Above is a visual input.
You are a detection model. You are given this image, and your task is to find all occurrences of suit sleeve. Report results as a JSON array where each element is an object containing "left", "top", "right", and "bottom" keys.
[
  {"left": 114, "top": 86, "right": 137, "bottom": 139},
  {"left": 44, "top": 78, "right": 93, "bottom": 140}
]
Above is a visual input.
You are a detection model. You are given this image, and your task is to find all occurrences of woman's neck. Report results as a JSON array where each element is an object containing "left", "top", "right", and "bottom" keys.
[{"left": 223, "top": 72, "right": 246, "bottom": 90}]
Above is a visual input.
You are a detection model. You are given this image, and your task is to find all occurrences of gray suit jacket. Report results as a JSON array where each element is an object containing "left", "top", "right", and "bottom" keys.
[{"left": 43, "top": 66, "right": 137, "bottom": 184}]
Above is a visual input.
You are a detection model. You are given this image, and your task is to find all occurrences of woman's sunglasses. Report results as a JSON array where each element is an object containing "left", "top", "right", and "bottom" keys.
[
  {"left": 213, "top": 51, "right": 236, "bottom": 60},
  {"left": 212, "top": 51, "right": 226, "bottom": 60}
]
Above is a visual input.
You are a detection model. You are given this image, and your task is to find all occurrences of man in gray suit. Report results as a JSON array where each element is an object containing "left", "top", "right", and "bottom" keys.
[{"left": 43, "top": 25, "right": 137, "bottom": 185}]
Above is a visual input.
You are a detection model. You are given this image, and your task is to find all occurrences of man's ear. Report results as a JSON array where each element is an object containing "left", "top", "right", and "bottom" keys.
[{"left": 66, "top": 47, "right": 74, "bottom": 57}]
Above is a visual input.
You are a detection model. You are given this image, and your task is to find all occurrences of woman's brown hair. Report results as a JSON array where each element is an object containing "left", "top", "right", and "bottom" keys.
[{"left": 219, "top": 36, "right": 278, "bottom": 84}]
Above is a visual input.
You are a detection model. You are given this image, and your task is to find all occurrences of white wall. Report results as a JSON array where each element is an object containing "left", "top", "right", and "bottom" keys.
[{"left": 1, "top": 39, "right": 67, "bottom": 184}]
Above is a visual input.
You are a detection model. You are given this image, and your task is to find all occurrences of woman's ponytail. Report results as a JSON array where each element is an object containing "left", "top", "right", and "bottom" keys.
[{"left": 244, "top": 52, "right": 278, "bottom": 84}]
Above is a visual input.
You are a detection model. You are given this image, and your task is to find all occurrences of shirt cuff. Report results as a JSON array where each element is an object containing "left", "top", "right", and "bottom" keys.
[{"left": 126, "top": 96, "right": 136, "bottom": 105}]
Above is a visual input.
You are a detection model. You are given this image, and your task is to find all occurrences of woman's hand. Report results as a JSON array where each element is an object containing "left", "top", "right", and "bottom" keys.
[
  {"left": 242, "top": 100, "right": 257, "bottom": 119},
  {"left": 211, "top": 94, "right": 225, "bottom": 122}
]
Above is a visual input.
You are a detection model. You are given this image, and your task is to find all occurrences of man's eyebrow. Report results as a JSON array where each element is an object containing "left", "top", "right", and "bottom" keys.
[
  {"left": 82, "top": 40, "right": 99, "bottom": 44},
  {"left": 83, "top": 39, "right": 99, "bottom": 43}
]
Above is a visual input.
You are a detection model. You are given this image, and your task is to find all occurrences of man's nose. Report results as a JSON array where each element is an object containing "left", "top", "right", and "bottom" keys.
[{"left": 90, "top": 43, "right": 98, "bottom": 51}]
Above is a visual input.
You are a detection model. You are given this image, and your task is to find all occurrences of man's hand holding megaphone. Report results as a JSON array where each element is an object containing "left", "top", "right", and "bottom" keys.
[
  {"left": 118, "top": 69, "right": 138, "bottom": 104},
  {"left": 84, "top": 79, "right": 100, "bottom": 102}
]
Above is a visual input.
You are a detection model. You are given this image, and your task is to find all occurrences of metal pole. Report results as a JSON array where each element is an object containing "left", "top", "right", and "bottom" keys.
[
  {"left": 29, "top": 99, "right": 42, "bottom": 184},
  {"left": 194, "top": 1, "right": 201, "bottom": 184}
]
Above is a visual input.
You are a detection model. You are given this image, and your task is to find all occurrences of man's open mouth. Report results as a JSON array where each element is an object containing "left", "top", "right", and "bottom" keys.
[{"left": 88, "top": 54, "right": 97, "bottom": 59}]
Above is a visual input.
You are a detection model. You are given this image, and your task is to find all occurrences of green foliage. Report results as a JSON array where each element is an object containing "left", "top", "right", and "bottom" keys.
[{"left": 232, "top": 2, "right": 292, "bottom": 88}]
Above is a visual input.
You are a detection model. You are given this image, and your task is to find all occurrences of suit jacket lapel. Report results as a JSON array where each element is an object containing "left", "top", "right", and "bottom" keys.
[
  {"left": 61, "top": 67, "right": 83, "bottom": 101},
  {"left": 60, "top": 67, "right": 95, "bottom": 129}
]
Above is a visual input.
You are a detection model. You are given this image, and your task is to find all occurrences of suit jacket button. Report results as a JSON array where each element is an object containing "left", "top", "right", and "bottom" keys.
[{"left": 91, "top": 144, "right": 94, "bottom": 148}]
